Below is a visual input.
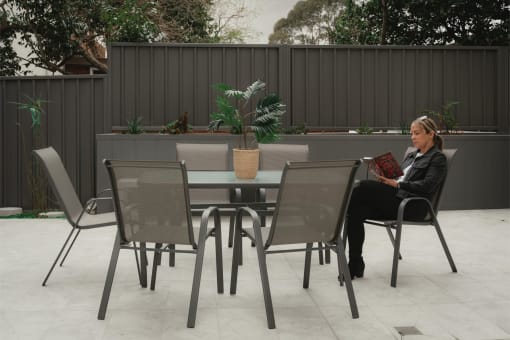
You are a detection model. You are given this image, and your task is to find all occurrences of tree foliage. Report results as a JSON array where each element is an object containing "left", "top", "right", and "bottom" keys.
[
  {"left": 155, "top": 0, "right": 213, "bottom": 42},
  {"left": 269, "top": 0, "right": 345, "bottom": 44},
  {"left": 334, "top": 0, "right": 509, "bottom": 46},
  {"left": 208, "top": 0, "right": 255, "bottom": 43},
  {"left": 0, "top": 0, "right": 217, "bottom": 75}
]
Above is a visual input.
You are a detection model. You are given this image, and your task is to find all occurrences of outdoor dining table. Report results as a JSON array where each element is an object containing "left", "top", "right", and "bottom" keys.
[
  {"left": 135, "top": 170, "right": 283, "bottom": 283},
  {"left": 186, "top": 170, "right": 282, "bottom": 189}
]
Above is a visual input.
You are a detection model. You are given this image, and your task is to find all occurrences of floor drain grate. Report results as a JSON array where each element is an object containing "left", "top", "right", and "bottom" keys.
[{"left": 395, "top": 326, "right": 422, "bottom": 337}]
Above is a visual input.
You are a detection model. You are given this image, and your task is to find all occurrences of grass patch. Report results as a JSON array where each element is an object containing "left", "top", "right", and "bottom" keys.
[{"left": 0, "top": 211, "right": 64, "bottom": 219}]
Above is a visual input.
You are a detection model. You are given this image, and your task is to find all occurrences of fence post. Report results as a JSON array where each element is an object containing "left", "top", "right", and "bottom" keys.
[{"left": 497, "top": 47, "right": 509, "bottom": 133}]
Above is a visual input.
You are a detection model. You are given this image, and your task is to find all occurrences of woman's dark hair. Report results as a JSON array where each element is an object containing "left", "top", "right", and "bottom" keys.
[{"left": 412, "top": 116, "right": 444, "bottom": 150}]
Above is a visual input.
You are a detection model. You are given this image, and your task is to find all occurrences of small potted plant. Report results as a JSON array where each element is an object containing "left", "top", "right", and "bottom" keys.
[{"left": 209, "top": 80, "right": 285, "bottom": 178}]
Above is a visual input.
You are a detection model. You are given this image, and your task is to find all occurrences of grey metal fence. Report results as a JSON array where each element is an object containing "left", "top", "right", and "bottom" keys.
[
  {"left": 108, "top": 43, "right": 509, "bottom": 132},
  {"left": 1, "top": 43, "right": 508, "bottom": 210},
  {"left": 0, "top": 75, "right": 108, "bottom": 209}
]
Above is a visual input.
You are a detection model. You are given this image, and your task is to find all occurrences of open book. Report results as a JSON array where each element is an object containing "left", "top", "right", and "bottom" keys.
[{"left": 362, "top": 152, "right": 403, "bottom": 179}]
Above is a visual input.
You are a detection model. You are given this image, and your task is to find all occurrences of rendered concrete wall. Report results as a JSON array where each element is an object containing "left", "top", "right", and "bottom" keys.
[{"left": 97, "top": 133, "right": 509, "bottom": 210}]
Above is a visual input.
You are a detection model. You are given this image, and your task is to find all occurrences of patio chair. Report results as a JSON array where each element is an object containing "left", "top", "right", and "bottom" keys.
[
  {"left": 346, "top": 148, "right": 458, "bottom": 287},
  {"left": 227, "top": 143, "right": 309, "bottom": 247},
  {"left": 33, "top": 147, "right": 117, "bottom": 286},
  {"left": 230, "top": 160, "right": 360, "bottom": 329},
  {"left": 175, "top": 143, "right": 238, "bottom": 264},
  {"left": 98, "top": 160, "right": 223, "bottom": 328}
]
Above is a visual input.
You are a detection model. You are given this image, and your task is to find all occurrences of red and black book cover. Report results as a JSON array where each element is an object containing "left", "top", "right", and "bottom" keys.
[{"left": 365, "top": 152, "right": 403, "bottom": 179}]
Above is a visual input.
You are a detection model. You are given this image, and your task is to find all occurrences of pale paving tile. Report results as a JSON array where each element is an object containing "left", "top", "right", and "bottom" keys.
[
  {"left": 1, "top": 209, "right": 509, "bottom": 339},
  {"left": 368, "top": 304, "right": 457, "bottom": 340},
  {"left": 39, "top": 310, "right": 107, "bottom": 340},
  {"left": 274, "top": 306, "right": 339, "bottom": 340},
  {"left": 100, "top": 310, "right": 167, "bottom": 340},
  {"left": 0, "top": 311, "right": 19, "bottom": 340},
  {"left": 467, "top": 302, "right": 510, "bottom": 335},
  {"left": 320, "top": 306, "right": 397, "bottom": 340},
  {"left": 419, "top": 303, "right": 510, "bottom": 340},
  {"left": 216, "top": 307, "right": 279, "bottom": 340},
  {"left": 427, "top": 274, "right": 505, "bottom": 304},
  {"left": 160, "top": 307, "right": 220, "bottom": 340},
  {"left": 2, "top": 310, "right": 59, "bottom": 340}
]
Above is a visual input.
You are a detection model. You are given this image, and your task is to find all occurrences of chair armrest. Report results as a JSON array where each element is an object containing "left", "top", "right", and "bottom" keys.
[
  {"left": 230, "top": 188, "right": 242, "bottom": 203},
  {"left": 396, "top": 197, "right": 435, "bottom": 222},
  {"left": 199, "top": 206, "right": 220, "bottom": 222},
  {"left": 96, "top": 188, "right": 112, "bottom": 197},
  {"left": 257, "top": 188, "right": 267, "bottom": 202},
  {"left": 84, "top": 196, "right": 114, "bottom": 214}
]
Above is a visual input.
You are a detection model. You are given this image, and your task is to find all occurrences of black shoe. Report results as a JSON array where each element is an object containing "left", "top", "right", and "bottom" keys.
[{"left": 348, "top": 257, "right": 365, "bottom": 279}]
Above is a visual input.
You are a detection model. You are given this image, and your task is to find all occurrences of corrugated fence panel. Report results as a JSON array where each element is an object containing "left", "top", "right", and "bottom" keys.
[
  {"left": 2, "top": 44, "right": 507, "bottom": 210},
  {"left": 0, "top": 76, "right": 107, "bottom": 209},
  {"left": 11, "top": 44, "right": 499, "bottom": 134},
  {"left": 109, "top": 44, "right": 284, "bottom": 128},
  {"left": 291, "top": 48, "right": 307, "bottom": 126}
]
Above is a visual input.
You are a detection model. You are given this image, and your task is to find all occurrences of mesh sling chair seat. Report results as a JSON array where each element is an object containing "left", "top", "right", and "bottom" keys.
[
  {"left": 230, "top": 160, "right": 361, "bottom": 329},
  {"left": 176, "top": 143, "right": 238, "bottom": 264},
  {"left": 344, "top": 148, "right": 458, "bottom": 287},
  {"left": 98, "top": 160, "right": 223, "bottom": 328},
  {"left": 33, "top": 147, "right": 117, "bottom": 286},
  {"left": 227, "top": 143, "right": 309, "bottom": 244}
]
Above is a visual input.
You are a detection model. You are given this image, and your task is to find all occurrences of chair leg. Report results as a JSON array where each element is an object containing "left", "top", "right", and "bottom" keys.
[
  {"left": 386, "top": 227, "right": 403, "bottom": 260},
  {"left": 150, "top": 243, "right": 162, "bottom": 290},
  {"left": 98, "top": 231, "right": 121, "bottom": 320},
  {"left": 433, "top": 219, "right": 457, "bottom": 273},
  {"left": 59, "top": 229, "right": 81, "bottom": 266},
  {"left": 132, "top": 242, "right": 142, "bottom": 284},
  {"left": 325, "top": 248, "right": 331, "bottom": 264},
  {"left": 42, "top": 227, "right": 77, "bottom": 286},
  {"left": 318, "top": 242, "right": 324, "bottom": 265},
  {"left": 335, "top": 242, "right": 359, "bottom": 319},
  {"left": 213, "top": 212, "right": 224, "bottom": 294},
  {"left": 239, "top": 230, "right": 243, "bottom": 266},
  {"left": 303, "top": 243, "right": 313, "bottom": 288},
  {"left": 335, "top": 245, "right": 344, "bottom": 287},
  {"left": 342, "top": 222, "right": 348, "bottom": 249},
  {"left": 187, "top": 223, "right": 208, "bottom": 328},
  {"left": 139, "top": 242, "right": 148, "bottom": 288},
  {"left": 228, "top": 214, "right": 235, "bottom": 248},
  {"left": 230, "top": 210, "right": 243, "bottom": 295},
  {"left": 390, "top": 223, "right": 403, "bottom": 287},
  {"left": 252, "top": 222, "right": 275, "bottom": 329},
  {"left": 168, "top": 244, "right": 175, "bottom": 267}
]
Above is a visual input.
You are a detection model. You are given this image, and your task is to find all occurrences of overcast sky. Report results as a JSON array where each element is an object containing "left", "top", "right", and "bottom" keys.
[{"left": 243, "top": 0, "right": 300, "bottom": 43}]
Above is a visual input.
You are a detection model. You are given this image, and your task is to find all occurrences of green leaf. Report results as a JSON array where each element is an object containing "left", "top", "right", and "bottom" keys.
[
  {"left": 212, "top": 83, "right": 232, "bottom": 93},
  {"left": 242, "top": 79, "right": 265, "bottom": 100}
]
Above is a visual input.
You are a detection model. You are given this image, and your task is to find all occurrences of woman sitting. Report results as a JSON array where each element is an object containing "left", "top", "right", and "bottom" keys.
[{"left": 346, "top": 116, "right": 447, "bottom": 279}]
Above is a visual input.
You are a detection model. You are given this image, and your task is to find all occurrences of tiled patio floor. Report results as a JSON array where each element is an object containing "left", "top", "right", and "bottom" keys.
[{"left": 1, "top": 209, "right": 509, "bottom": 340}]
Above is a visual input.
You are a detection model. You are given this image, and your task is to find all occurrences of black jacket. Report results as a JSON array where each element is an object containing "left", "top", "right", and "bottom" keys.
[{"left": 397, "top": 145, "right": 447, "bottom": 200}]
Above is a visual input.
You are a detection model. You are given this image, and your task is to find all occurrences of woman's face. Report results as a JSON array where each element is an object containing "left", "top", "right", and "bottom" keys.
[{"left": 410, "top": 122, "right": 434, "bottom": 151}]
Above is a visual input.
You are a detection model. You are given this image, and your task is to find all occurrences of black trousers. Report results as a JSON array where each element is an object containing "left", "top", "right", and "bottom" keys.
[{"left": 346, "top": 180, "right": 427, "bottom": 260}]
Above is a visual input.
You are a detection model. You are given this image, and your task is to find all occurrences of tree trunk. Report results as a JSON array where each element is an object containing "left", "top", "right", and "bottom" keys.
[{"left": 380, "top": 0, "right": 388, "bottom": 45}]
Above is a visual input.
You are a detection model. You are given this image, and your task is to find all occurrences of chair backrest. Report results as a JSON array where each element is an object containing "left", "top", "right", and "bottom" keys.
[
  {"left": 430, "top": 149, "right": 457, "bottom": 213},
  {"left": 403, "top": 147, "right": 457, "bottom": 215},
  {"left": 104, "top": 160, "right": 195, "bottom": 246},
  {"left": 176, "top": 143, "right": 229, "bottom": 204},
  {"left": 33, "top": 147, "right": 83, "bottom": 225},
  {"left": 259, "top": 144, "right": 309, "bottom": 170},
  {"left": 259, "top": 144, "right": 309, "bottom": 201},
  {"left": 267, "top": 160, "right": 360, "bottom": 246}
]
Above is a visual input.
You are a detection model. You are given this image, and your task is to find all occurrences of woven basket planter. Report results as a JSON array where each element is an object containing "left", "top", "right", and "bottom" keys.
[{"left": 233, "top": 148, "right": 259, "bottom": 179}]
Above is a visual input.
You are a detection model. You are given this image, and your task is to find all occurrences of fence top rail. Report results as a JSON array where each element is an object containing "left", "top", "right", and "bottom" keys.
[
  {"left": 109, "top": 42, "right": 506, "bottom": 51},
  {"left": 0, "top": 74, "right": 107, "bottom": 80}
]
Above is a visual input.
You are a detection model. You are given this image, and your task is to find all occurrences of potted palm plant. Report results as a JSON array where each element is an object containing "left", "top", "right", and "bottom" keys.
[{"left": 209, "top": 80, "right": 285, "bottom": 178}]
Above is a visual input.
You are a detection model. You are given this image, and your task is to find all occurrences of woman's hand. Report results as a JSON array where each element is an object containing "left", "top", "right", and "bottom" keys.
[{"left": 376, "top": 175, "right": 398, "bottom": 188}]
